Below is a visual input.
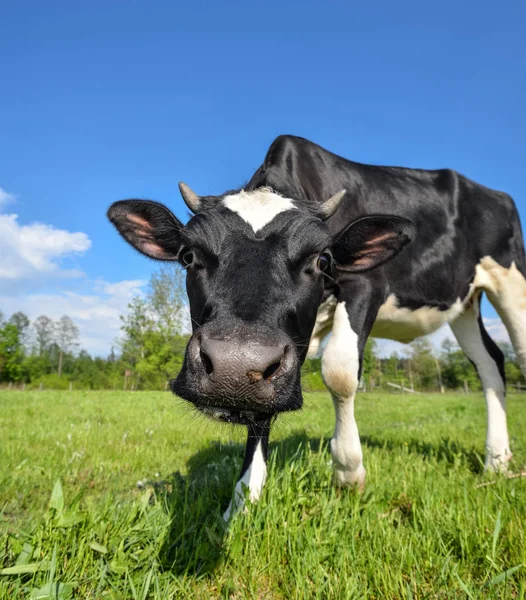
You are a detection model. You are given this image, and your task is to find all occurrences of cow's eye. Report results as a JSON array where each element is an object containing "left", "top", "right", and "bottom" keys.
[
  {"left": 317, "top": 252, "right": 331, "bottom": 272},
  {"left": 180, "top": 249, "right": 194, "bottom": 268}
]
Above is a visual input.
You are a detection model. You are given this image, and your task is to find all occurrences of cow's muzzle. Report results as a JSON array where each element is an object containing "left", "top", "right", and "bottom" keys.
[{"left": 171, "top": 324, "right": 301, "bottom": 419}]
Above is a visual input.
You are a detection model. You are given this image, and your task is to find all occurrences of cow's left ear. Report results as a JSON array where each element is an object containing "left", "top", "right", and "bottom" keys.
[
  {"left": 332, "top": 215, "right": 414, "bottom": 273},
  {"left": 107, "top": 199, "right": 183, "bottom": 260}
]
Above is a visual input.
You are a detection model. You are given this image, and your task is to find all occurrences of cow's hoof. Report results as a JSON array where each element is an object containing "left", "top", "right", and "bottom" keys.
[
  {"left": 485, "top": 448, "right": 512, "bottom": 473},
  {"left": 333, "top": 465, "right": 366, "bottom": 491}
]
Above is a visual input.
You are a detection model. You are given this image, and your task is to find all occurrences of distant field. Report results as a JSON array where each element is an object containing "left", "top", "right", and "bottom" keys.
[{"left": 0, "top": 390, "right": 525, "bottom": 599}]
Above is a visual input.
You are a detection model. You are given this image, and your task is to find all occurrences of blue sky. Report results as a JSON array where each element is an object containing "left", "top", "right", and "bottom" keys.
[{"left": 1, "top": 1, "right": 525, "bottom": 355}]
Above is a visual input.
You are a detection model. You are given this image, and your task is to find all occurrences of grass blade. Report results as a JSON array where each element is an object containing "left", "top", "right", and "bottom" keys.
[
  {"left": 0, "top": 562, "right": 51, "bottom": 575},
  {"left": 488, "top": 564, "right": 523, "bottom": 586},
  {"left": 455, "top": 574, "right": 475, "bottom": 599},
  {"left": 491, "top": 508, "right": 503, "bottom": 561},
  {"left": 48, "top": 480, "right": 65, "bottom": 513}
]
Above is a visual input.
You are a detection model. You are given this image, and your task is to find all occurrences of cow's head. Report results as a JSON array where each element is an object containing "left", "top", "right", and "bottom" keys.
[{"left": 108, "top": 185, "right": 413, "bottom": 424}]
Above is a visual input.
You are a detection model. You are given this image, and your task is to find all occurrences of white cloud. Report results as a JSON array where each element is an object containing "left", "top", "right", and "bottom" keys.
[
  {"left": 0, "top": 187, "right": 91, "bottom": 291},
  {"left": 0, "top": 187, "right": 16, "bottom": 208},
  {"left": 0, "top": 212, "right": 91, "bottom": 285},
  {"left": 0, "top": 279, "right": 147, "bottom": 356},
  {"left": 0, "top": 186, "right": 147, "bottom": 355},
  {"left": 483, "top": 317, "right": 510, "bottom": 343},
  {"left": 98, "top": 280, "right": 146, "bottom": 297}
]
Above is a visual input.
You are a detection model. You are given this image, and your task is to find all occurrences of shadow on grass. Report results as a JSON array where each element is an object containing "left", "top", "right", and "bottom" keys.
[
  {"left": 361, "top": 434, "right": 485, "bottom": 474},
  {"left": 156, "top": 431, "right": 482, "bottom": 574},
  {"left": 156, "top": 442, "right": 239, "bottom": 576},
  {"left": 156, "top": 432, "right": 325, "bottom": 575}
]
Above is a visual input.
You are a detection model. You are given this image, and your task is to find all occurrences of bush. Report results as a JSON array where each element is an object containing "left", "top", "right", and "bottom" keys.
[{"left": 29, "top": 374, "right": 71, "bottom": 390}]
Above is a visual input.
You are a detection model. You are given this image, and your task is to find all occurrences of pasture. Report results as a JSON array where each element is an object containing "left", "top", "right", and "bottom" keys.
[{"left": 0, "top": 390, "right": 525, "bottom": 599}]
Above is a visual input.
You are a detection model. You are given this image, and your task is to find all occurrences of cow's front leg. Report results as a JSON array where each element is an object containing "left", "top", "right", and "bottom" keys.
[
  {"left": 223, "top": 418, "right": 271, "bottom": 522},
  {"left": 322, "top": 300, "right": 375, "bottom": 490}
]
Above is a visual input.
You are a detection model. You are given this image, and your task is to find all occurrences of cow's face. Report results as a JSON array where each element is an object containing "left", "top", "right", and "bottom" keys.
[{"left": 108, "top": 186, "right": 413, "bottom": 424}]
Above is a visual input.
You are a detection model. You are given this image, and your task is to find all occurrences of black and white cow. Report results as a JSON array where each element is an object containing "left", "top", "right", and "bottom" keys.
[{"left": 108, "top": 135, "right": 526, "bottom": 520}]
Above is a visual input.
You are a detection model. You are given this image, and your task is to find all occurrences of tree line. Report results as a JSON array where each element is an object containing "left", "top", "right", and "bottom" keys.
[
  {"left": 0, "top": 266, "right": 189, "bottom": 390},
  {"left": 1, "top": 265, "right": 524, "bottom": 392}
]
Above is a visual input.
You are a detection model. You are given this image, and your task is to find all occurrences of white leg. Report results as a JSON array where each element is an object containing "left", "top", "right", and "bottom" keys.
[
  {"left": 223, "top": 424, "right": 269, "bottom": 522},
  {"left": 450, "top": 300, "right": 511, "bottom": 471},
  {"left": 322, "top": 302, "right": 366, "bottom": 488}
]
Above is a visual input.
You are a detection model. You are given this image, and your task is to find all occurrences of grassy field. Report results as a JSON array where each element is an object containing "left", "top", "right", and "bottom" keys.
[{"left": 0, "top": 390, "right": 525, "bottom": 599}]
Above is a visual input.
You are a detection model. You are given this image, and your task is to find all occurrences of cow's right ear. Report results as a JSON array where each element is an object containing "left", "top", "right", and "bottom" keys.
[{"left": 107, "top": 200, "right": 183, "bottom": 260}]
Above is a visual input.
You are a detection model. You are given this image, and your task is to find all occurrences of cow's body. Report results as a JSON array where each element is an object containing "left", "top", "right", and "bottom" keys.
[
  {"left": 108, "top": 135, "right": 526, "bottom": 520},
  {"left": 240, "top": 135, "right": 526, "bottom": 494},
  {"left": 246, "top": 136, "right": 525, "bottom": 345}
]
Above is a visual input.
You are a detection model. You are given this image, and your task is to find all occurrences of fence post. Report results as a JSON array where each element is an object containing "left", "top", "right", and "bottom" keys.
[{"left": 435, "top": 358, "right": 445, "bottom": 393}]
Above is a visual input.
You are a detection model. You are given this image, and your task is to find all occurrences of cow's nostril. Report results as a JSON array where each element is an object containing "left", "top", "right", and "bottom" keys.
[
  {"left": 200, "top": 349, "right": 214, "bottom": 375},
  {"left": 263, "top": 361, "right": 281, "bottom": 381}
]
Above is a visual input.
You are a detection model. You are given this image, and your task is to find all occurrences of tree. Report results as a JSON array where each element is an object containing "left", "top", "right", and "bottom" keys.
[
  {"left": 55, "top": 316, "right": 80, "bottom": 377},
  {"left": 406, "top": 339, "right": 437, "bottom": 390},
  {"left": 0, "top": 323, "right": 24, "bottom": 382},
  {"left": 119, "top": 265, "right": 188, "bottom": 389},
  {"left": 148, "top": 265, "right": 186, "bottom": 337},
  {"left": 498, "top": 341, "right": 516, "bottom": 363},
  {"left": 9, "top": 312, "right": 30, "bottom": 346},
  {"left": 498, "top": 341, "right": 525, "bottom": 388},
  {"left": 440, "top": 338, "right": 480, "bottom": 391},
  {"left": 382, "top": 352, "right": 402, "bottom": 385},
  {"left": 361, "top": 338, "right": 379, "bottom": 388},
  {"left": 108, "top": 346, "right": 117, "bottom": 363},
  {"left": 120, "top": 296, "right": 151, "bottom": 367},
  {"left": 34, "top": 315, "right": 55, "bottom": 356}
]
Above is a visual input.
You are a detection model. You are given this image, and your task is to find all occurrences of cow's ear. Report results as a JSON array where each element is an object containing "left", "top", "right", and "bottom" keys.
[
  {"left": 332, "top": 215, "right": 414, "bottom": 273},
  {"left": 107, "top": 200, "right": 183, "bottom": 260}
]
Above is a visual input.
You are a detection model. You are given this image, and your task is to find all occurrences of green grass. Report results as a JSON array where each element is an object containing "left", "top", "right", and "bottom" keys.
[{"left": 0, "top": 390, "right": 525, "bottom": 599}]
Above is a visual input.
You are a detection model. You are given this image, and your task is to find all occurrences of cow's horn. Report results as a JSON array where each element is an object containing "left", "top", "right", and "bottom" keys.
[
  {"left": 178, "top": 182, "right": 202, "bottom": 213},
  {"left": 319, "top": 189, "right": 347, "bottom": 219}
]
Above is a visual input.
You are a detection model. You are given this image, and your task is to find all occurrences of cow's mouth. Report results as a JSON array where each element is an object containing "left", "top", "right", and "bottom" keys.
[{"left": 198, "top": 405, "right": 274, "bottom": 425}]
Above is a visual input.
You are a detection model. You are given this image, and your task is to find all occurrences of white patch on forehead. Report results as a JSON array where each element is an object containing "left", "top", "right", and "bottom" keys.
[{"left": 222, "top": 188, "right": 297, "bottom": 232}]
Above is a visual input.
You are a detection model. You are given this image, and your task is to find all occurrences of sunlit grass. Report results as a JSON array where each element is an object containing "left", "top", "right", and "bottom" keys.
[{"left": 1, "top": 390, "right": 525, "bottom": 598}]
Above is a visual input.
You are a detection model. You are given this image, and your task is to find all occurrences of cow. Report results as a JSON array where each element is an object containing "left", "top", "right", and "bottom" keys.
[{"left": 107, "top": 135, "right": 526, "bottom": 520}]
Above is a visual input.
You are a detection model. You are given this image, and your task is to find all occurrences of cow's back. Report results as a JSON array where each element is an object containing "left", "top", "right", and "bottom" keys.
[{"left": 249, "top": 135, "right": 525, "bottom": 312}]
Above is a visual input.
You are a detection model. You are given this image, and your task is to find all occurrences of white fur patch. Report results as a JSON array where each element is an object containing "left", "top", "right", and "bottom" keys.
[
  {"left": 472, "top": 257, "right": 526, "bottom": 375},
  {"left": 223, "top": 440, "right": 267, "bottom": 521},
  {"left": 223, "top": 188, "right": 297, "bottom": 233},
  {"left": 372, "top": 294, "right": 465, "bottom": 343},
  {"left": 307, "top": 295, "right": 338, "bottom": 358},
  {"left": 322, "top": 302, "right": 366, "bottom": 489},
  {"left": 308, "top": 293, "right": 470, "bottom": 350},
  {"left": 322, "top": 302, "right": 360, "bottom": 398}
]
